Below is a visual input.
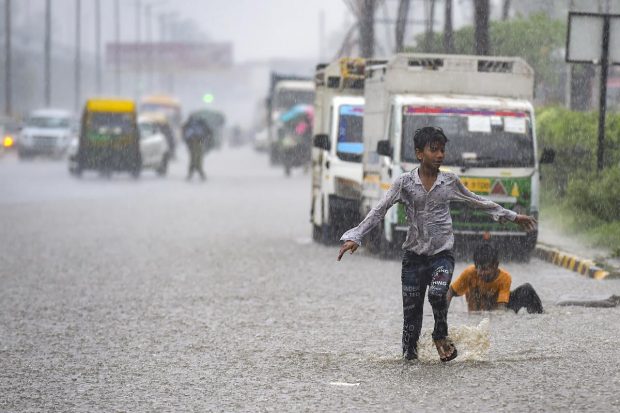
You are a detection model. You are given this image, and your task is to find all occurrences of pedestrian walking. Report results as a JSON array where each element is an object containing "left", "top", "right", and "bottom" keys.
[
  {"left": 182, "top": 117, "right": 211, "bottom": 181},
  {"left": 337, "top": 126, "right": 537, "bottom": 361}
]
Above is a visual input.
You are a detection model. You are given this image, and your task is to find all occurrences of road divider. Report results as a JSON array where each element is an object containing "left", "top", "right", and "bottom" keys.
[{"left": 534, "top": 243, "right": 619, "bottom": 280}]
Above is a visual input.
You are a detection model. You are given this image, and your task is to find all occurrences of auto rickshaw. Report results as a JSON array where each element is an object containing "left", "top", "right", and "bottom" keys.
[{"left": 71, "top": 98, "right": 141, "bottom": 177}]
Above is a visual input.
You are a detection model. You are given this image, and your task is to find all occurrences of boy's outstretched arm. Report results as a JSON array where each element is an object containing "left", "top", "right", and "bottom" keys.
[
  {"left": 337, "top": 174, "right": 405, "bottom": 261},
  {"left": 337, "top": 240, "right": 359, "bottom": 261}
]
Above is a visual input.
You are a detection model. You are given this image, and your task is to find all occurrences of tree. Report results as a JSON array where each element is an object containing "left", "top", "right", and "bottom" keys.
[
  {"left": 395, "top": 0, "right": 410, "bottom": 53},
  {"left": 423, "top": 0, "right": 437, "bottom": 53},
  {"left": 443, "top": 0, "right": 454, "bottom": 53},
  {"left": 407, "top": 13, "right": 567, "bottom": 103},
  {"left": 502, "top": 0, "right": 511, "bottom": 21},
  {"left": 473, "top": 0, "right": 490, "bottom": 55}
]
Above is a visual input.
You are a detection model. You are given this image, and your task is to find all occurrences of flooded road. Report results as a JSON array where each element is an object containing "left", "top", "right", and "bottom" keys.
[{"left": 1, "top": 147, "right": 619, "bottom": 411}]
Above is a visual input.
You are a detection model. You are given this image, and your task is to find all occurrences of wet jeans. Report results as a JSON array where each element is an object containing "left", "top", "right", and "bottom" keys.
[
  {"left": 401, "top": 250, "right": 455, "bottom": 359},
  {"left": 508, "top": 283, "right": 544, "bottom": 314}
]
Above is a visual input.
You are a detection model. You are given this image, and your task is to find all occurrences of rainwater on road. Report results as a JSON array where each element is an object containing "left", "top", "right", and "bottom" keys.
[{"left": 1, "top": 147, "right": 619, "bottom": 411}]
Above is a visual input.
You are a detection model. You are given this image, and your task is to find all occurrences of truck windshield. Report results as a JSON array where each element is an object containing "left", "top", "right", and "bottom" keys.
[
  {"left": 274, "top": 90, "right": 314, "bottom": 109},
  {"left": 336, "top": 104, "right": 364, "bottom": 162},
  {"left": 401, "top": 110, "right": 534, "bottom": 168}
]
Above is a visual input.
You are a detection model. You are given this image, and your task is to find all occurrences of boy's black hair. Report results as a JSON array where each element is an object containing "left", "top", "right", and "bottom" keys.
[
  {"left": 473, "top": 243, "right": 499, "bottom": 267},
  {"left": 413, "top": 126, "right": 449, "bottom": 152}
]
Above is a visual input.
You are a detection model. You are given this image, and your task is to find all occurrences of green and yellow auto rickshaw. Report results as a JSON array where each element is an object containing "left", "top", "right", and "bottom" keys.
[{"left": 71, "top": 98, "right": 141, "bottom": 177}]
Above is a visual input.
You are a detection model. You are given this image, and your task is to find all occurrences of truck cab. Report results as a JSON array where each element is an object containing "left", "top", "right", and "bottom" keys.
[
  {"left": 311, "top": 58, "right": 377, "bottom": 243},
  {"left": 362, "top": 54, "right": 551, "bottom": 258}
]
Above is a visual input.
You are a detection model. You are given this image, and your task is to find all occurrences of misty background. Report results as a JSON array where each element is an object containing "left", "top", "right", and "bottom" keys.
[{"left": 1, "top": 0, "right": 620, "bottom": 130}]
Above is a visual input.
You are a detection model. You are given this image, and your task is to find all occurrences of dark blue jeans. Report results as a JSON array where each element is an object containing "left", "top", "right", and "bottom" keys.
[{"left": 401, "top": 250, "right": 455, "bottom": 358}]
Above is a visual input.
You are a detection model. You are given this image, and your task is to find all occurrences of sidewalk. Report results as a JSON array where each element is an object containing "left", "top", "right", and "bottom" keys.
[{"left": 537, "top": 220, "right": 620, "bottom": 279}]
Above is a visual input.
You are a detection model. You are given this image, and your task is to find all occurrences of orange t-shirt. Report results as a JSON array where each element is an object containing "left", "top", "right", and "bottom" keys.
[{"left": 450, "top": 265, "right": 512, "bottom": 311}]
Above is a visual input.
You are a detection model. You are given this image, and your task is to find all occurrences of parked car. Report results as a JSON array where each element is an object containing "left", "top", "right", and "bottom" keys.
[
  {"left": 0, "top": 115, "right": 20, "bottom": 155},
  {"left": 18, "top": 109, "right": 75, "bottom": 159},
  {"left": 138, "top": 113, "right": 173, "bottom": 176}
]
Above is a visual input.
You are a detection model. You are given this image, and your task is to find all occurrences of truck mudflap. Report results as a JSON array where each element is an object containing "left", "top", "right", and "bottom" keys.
[{"left": 328, "top": 194, "right": 360, "bottom": 227}]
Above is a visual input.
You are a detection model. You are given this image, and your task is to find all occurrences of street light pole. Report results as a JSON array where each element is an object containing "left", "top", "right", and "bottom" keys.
[
  {"left": 145, "top": 3, "right": 152, "bottom": 92},
  {"left": 135, "top": 0, "right": 141, "bottom": 100},
  {"left": 75, "top": 0, "right": 81, "bottom": 111},
  {"left": 4, "top": 0, "right": 12, "bottom": 116},
  {"left": 95, "top": 0, "right": 102, "bottom": 94},
  {"left": 114, "top": 0, "right": 120, "bottom": 95},
  {"left": 44, "top": 0, "right": 51, "bottom": 106}
]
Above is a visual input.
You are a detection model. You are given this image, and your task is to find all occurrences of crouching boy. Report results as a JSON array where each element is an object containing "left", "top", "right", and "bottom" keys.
[{"left": 447, "top": 243, "right": 544, "bottom": 314}]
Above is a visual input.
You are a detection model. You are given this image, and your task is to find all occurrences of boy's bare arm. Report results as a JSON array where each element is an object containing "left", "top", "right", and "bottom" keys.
[{"left": 337, "top": 240, "right": 359, "bottom": 261}]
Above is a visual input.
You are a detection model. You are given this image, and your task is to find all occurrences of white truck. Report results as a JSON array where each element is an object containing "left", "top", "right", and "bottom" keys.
[
  {"left": 310, "top": 58, "right": 383, "bottom": 243},
  {"left": 266, "top": 74, "right": 315, "bottom": 165},
  {"left": 361, "top": 53, "right": 554, "bottom": 259}
]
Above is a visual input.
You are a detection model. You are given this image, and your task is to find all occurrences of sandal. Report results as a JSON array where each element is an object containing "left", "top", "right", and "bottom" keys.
[{"left": 434, "top": 338, "right": 458, "bottom": 362}]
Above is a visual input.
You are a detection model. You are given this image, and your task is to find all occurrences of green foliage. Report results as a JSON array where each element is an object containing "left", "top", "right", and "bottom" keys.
[
  {"left": 536, "top": 106, "right": 620, "bottom": 196},
  {"left": 407, "top": 13, "right": 566, "bottom": 99},
  {"left": 537, "top": 107, "right": 620, "bottom": 253},
  {"left": 565, "top": 166, "right": 620, "bottom": 223}
]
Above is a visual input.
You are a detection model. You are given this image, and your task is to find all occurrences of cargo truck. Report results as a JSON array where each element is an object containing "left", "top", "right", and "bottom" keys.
[{"left": 361, "top": 53, "right": 554, "bottom": 259}]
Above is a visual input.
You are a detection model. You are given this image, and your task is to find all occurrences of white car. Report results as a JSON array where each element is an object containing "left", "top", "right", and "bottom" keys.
[
  {"left": 138, "top": 113, "right": 172, "bottom": 176},
  {"left": 18, "top": 109, "right": 76, "bottom": 159}
]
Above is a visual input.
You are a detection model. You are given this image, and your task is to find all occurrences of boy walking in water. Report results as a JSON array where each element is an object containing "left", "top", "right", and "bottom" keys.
[
  {"left": 337, "top": 127, "right": 536, "bottom": 361},
  {"left": 447, "top": 243, "right": 544, "bottom": 314}
]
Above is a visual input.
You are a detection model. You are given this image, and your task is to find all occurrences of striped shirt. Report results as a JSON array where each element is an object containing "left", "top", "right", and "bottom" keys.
[{"left": 340, "top": 168, "right": 517, "bottom": 256}]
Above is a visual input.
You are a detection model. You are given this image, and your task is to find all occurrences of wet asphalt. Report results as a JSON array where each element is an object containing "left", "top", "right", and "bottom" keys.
[{"left": 1, "top": 146, "right": 619, "bottom": 412}]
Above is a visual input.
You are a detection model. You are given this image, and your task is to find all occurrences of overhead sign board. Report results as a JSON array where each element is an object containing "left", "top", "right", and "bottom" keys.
[
  {"left": 566, "top": 12, "right": 620, "bottom": 65},
  {"left": 106, "top": 42, "right": 233, "bottom": 72}
]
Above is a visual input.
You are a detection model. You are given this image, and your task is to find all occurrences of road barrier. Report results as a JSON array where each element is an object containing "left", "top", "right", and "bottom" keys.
[{"left": 534, "top": 243, "right": 618, "bottom": 280}]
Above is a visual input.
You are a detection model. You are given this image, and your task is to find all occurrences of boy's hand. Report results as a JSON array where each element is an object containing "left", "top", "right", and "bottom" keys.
[
  {"left": 514, "top": 214, "right": 537, "bottom": 231},
  {"left": 337, "top": 240, "right": 359, "bottom": 261}
]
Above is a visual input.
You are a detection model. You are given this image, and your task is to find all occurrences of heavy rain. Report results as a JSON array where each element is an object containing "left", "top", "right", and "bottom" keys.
[{"left": 1, "top": 0, "right": 620, "bottom": 411}]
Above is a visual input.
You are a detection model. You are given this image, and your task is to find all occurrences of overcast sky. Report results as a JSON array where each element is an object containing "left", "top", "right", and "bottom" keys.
[
  {"left": 14, "top": 0, "right": 485, "bottom": 63},
  {"left": 16, "top": 0, "right": 351, "bottom": 63}
]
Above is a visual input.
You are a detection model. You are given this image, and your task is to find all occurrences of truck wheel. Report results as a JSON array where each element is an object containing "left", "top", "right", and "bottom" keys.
[
  {"left": 312, "top": 225, "right": 322, "bottom": 242},
  {"left": 156, "top": 154, "right": 169, "bottom": 176},
  {"left": 131, "top": 167, "right": 141, "bottom": 179}
]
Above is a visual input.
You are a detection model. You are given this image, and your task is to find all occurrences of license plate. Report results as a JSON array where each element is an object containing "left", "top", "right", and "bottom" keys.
[{"left": 460, "top": 177, "right": 491, "bottom": 193}]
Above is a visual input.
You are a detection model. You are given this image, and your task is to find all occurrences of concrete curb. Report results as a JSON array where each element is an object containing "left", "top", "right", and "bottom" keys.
[{"left": 534, "top": 244, "right": 619, "bottom": 280}]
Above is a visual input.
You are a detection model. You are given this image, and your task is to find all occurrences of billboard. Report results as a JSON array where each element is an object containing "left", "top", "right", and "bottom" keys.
[
  {"left": 566, "top": 12, "right": 620, "bottom": 65},
  {"left": 106, "top": 42, "right": 233, "bottom": 72}
]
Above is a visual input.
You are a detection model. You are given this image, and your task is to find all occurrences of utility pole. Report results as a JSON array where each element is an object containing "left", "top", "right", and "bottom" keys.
[
  {"left": 95, "top": 0, "right": 101, "bottom": 94},
  {"left": 135, "top": 0, "right": 141, "bottom": 99},
  {"left": 114, "top": 0, "right": 120, "bottom": 95},
  {"left": 146, "top": 3, "right": 152, "bottom": 92},
  {"left": 44, "top": 0, "right": 51, "bottom": 106},
  {"left": 4, "top": 0, "right": 12, "bottom": 116},
  {"left": 359, "top": 0, "right": 376, "bottom": 58},
  {"left": 319, "top": 10, "right": 325, "bottom": 61},
  {"left": 74, "top": 0, "right": 81, "bottom": 111},
  {"left": 596, "top": 15, "right": 610, "bottom": 171}
]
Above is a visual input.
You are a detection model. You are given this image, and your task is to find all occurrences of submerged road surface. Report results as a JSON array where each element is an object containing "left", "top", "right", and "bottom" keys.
[{"left": 1, "top": 147, "right": 619, "bottom": 411}]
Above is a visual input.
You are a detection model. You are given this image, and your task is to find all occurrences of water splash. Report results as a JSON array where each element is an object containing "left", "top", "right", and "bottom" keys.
[{"left": 417, "top": 318, "right": 490, "bottom": 362}]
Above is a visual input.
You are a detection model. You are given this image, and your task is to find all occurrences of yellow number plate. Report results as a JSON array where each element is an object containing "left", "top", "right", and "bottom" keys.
[{"left": 461, "top": 177, "right": 491, "bottom": 193}]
